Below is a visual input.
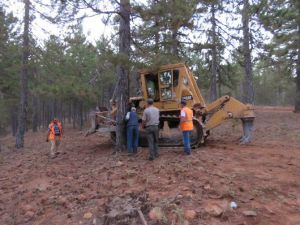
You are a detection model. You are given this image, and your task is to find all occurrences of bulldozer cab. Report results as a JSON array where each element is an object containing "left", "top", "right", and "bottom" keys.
[
  {"left": 144, "top": 70, "right": 179, "bottom": 101},
  {"left": 139, "top": 63, "right": 206, "bottom": 110}
]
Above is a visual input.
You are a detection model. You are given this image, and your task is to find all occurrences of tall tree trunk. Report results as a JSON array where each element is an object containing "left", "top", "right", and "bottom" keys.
[
  {"left": 16, "top": 0, "right": 30, "bottom": 149},
  {"left": 43, "top": 100, "right": 48, "bottom": 128},
  {"left": 42, "top": 99, "right": 45, "bottom": 128},
  {"left": 154, "top": 18, "right": 159, "bottom": 53},
  {"left": 171, "top": 28, "right": 179, "bottom": 56},
  {"left": 72, "top": 100, "right": 76, "bottom": 129},
  {"left": 210, "top": 3, "right": 218, "bottom": 102},
  {"left": 11, "top": 107, "right": 18, "bottom": 136},
  {"left": 115, "top": 0, "right": 130, "bottom": 151},
  {"left": 218, "top": 76, "right": 221, "bottom": 98},
  {"left": 32, "top": 95, "right": 38, "bottom": 132},
  {"left": 53, "top": 98, "right": 57, "bottom": 118},
  {"left": 59, "top": 100, "right": 63, "bottom": 122},
  {"left": 295, "top": 22, "right": 300, "bottom": 112},
  {"left": 62, "top": 102, "right": 66, "bottom": 125},
  {"left": 241, "top": 0, "right": 254, "bottom": 104},
  {"left": 46, "top": 101, "right": 51, "bottom": 126},
  {"left": 154, "top": 0, "right": 159, "bottom": 54},
  {"left": 68, "top": 103, "right": 72, "bottom": 124},
  {"left": 79, "top": 100, "right": 83, "bottom": 130}
]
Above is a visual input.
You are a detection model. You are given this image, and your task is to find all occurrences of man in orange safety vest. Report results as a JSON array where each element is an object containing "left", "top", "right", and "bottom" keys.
[
  {"left": 180, "top": 100, "right": 193, "bottom": 155},
  {"left": 46, "top": 118, "right": 63, "bottom": 158}
]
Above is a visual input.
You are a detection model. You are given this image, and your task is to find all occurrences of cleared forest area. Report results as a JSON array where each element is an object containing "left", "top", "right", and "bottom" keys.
[
  {"left": 1, "top": 106, "right": 299, "bottom": 225},
  {"left": 1, "top": 1, "right": 300, "bottom": 224}
]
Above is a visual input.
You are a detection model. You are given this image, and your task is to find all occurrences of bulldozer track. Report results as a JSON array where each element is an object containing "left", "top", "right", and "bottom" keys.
[{"left": 158, "top": 116, "right": 204, "bottom": 148}]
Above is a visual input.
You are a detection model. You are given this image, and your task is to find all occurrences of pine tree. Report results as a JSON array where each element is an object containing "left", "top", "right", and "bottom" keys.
[
  {"left": 209, "top": 2, "right": 218, "bottom": 102},
  {"left": 133, "top": 0, "right": 198, "bottom": 65},
  {"left": 115, "top": 0, "right": 131, "bottom": 151},
  {"left": 241, "top": 0, "right": 254, "bottom": 104},
  {"left": 16, "top": 0, "right": 30, "bottom": 148},
  {"left": 193, "top": 0, "right": 240, "bottom": 101},
  {"left": 0, "top": 6, "right": 20, "bottom": 134},
  {"left": 260, "top": 0, "right": 300, "bottom": 112}
]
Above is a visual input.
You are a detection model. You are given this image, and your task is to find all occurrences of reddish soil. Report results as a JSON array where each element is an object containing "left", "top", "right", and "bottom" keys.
[{"left": 0, "top": 106, "right": 300, "bottom": 225}]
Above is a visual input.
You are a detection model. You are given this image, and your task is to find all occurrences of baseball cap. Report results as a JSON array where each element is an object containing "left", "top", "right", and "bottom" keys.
[
  {"left": 180, "top": 99, "right": 187, "bottom": 105},
  {"left": 147, "top": 98, "right": 154, "bottom": 104}
]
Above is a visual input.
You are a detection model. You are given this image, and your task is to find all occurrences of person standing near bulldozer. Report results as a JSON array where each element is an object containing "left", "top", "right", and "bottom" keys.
[
  {"left": 125, "top": 107, "right": 139, "bottom": 155},
  {"left": 46, "top": 118, "right": 63, "bottom": 158},
  {"left": 180, "top": 100, "right": 193, "bottom": 155},
  {"left": 142, "top": 98, "right": 160, "bottom": 161}
]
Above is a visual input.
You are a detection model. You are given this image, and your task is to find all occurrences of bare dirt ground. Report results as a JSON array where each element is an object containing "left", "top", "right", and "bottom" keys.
[{"left": 1, "top": 106, "right": 300, "bottom": 225}]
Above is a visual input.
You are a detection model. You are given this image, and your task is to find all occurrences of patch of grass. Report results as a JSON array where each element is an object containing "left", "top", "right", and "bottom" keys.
[
  {"left": 154, "top": 198, "right": 190, "bottom": 225},
  {"left": 172, "top": 207, "right": 185, "bottom": 225},
  {"left": 223, "top": 189, "right": 236, "bottom": 199},
  {"left": 252, "top": 185, "right": 278, "bottom": 198}
]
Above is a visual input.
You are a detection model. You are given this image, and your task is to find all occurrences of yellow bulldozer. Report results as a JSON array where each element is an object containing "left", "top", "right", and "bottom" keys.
[{"left": 86, "top": 63, "right": 254, "bottom": 147}]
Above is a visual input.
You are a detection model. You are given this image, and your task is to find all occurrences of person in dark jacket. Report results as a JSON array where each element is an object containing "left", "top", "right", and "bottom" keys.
[{"left": 125, "top": 107, "right": 139, "bottom": 154}]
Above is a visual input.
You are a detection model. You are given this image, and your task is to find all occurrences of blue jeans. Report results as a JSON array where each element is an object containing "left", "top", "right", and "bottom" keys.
[
  {"left": 127, "top": 126, "right": 139, "bottom": 153},
  {"left": 182, "top": 131, "right": 192, "bottom": 154}
]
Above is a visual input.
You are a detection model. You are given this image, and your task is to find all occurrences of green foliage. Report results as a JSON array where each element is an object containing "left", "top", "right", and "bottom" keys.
[
  {"left": 253, "top": 59, "right": 295, "bottom": 105},
  {"left": 133, "top": 0, "right": 198, "bottom": 65},
  {"left": 259, "top": 0, "right": 299, "bottom": 110},
  {"left": 33, "top": 27, "right": 117, "bottom": 103},
  {"left": 0, "top": 7, "right": 20, "bottom": 132},
  {"left": 260, "top": 0, "right": 299, "bottom": 72}
]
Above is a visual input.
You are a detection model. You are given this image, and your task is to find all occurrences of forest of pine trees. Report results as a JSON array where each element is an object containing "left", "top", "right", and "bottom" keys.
[{"left": 0, "top": 0, "right": 299, "bottom": 146}]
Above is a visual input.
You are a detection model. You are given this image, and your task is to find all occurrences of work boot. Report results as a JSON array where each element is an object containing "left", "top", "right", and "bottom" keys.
[
  {"left": 148, "top": 156, "right": 155, "bottom": 161},
  {"left": 184, "top": 150, "right": 191, "bottom": 155}
]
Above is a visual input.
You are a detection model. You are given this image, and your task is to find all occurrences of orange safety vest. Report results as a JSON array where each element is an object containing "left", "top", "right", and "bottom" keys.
[
  {"left": 48, "top": 121, "right": 63, "bottom": 140},
  {"left": 180, "top": 107, "right": 193, "bottom": 131}
]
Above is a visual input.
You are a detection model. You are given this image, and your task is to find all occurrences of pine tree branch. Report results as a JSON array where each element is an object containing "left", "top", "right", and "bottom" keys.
[
  {"left": 82, "top": 0, "right": 119, "bottom": 15},
  {"left": 217, "top": 24, "right": 241, "bottom": 42}
]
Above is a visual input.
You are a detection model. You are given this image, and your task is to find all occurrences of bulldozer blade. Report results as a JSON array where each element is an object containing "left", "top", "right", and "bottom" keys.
[{"left": 240, "top": 118, "right": 254, "bottom": 144}]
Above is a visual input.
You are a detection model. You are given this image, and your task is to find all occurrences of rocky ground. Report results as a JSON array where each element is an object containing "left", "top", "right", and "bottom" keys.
[{"left": 0, "top": 106, "right": 300, "bottom": 225}]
